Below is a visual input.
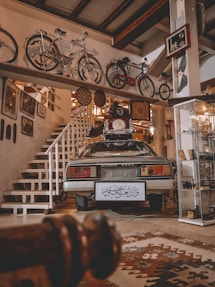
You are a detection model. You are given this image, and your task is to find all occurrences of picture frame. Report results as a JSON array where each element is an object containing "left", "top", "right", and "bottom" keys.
[
  {"left": 20, "top": 90, "right": 36, "bottom": 118},
  {"left": 21, "top": 116, "right": 33, "bottom": 137},
  {"left": 130, "top": 100, "right": 150, "bottom": 121},
  {"left": 37, "top": 102, "right": 46, "bottom": 118},
  {"left": 165, "top": 24, "right": 191, "bottom": 58},
  {"left": 1, "top": 79, "right": 19, "bottom": 120}
]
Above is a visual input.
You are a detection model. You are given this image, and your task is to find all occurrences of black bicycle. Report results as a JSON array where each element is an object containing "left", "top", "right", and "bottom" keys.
[
  {"left": 105, "top": 57, "right": 155, "bottom": 97},
  {"left": 0, "top": 26, "right": 18, "bottom": 63},
  {"left": 156, "top": 72, "right": 173, "bottom": 100}
]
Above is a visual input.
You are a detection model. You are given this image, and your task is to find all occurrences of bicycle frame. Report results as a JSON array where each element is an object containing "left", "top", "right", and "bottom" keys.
[
  {"left": 36, "top": 29, "right": 88, "bottom": 67},
  {"left": 111, "top": 58, "right": 146, "bottom": 86},
  {"left": 26, "top": 28, "right": 103, "bottom": 83}
]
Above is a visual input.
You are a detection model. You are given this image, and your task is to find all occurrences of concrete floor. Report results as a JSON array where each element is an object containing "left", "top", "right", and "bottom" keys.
[{"left": 0, "top": 197, "right": 214, "bottom": 244}]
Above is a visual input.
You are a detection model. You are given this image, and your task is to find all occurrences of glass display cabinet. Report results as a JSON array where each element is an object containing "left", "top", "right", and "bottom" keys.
[{"left": 174, "top": 99, "right": 215, "bottom": 226}]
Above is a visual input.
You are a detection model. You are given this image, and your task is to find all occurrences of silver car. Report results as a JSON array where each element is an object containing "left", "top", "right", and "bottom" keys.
[{"left": 63, "top": 138, "right": 175, "bottom": 207}]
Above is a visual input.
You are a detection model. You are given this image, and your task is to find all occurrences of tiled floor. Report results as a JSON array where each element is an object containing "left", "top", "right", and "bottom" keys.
[{"left": 0, "top": 197, "right": 215, "bottom": 244}]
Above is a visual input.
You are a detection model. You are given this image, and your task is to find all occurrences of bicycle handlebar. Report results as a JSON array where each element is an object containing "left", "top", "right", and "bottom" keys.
[{"left": 109, "top": 58, "right": 147, "bottom": 69}]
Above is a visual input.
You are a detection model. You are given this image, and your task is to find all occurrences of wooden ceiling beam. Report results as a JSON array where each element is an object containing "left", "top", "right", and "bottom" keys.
[
  {"left": 112, "top": 0, "right": 169, "bottom": 49},
  {"left": 98, "top": 0, "right": 134, "bottom": 31}
]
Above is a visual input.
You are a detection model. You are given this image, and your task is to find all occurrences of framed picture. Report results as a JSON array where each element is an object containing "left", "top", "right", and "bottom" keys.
[
  {"left": 20, "top": 90, "right": 36, "bottom": 118},
  {"left": 165, "top": 24, "right": 191, "bottom": 58},
  {"left": 130, "top": 100, "right": 150, "bottom": 121},
  {"left": 21, "top": 116, "right": 33, "bottom": 137},
  {"left": 37, "top": 102, "right": 46, "bottom": 118},
  {"left": 1, "top": 79, "right": 19, "bottom": 120}
]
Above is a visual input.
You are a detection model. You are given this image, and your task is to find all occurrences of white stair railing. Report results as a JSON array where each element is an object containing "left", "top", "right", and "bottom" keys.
[{"left": 45, "top": 104, "right": 94, "bottom": 205}]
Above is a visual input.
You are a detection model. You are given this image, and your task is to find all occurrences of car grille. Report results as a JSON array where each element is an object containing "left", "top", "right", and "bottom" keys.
[{"left": 100, "top": 165, "right": 137, "bottom": 179}]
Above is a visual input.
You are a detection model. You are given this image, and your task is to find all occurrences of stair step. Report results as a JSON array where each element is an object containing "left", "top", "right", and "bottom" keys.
[
  {"left": 3, "top": 190, "right": 55, "bottom": 203},
  {"left": 21, "top": 169, "right": 63, "bottom": 179},
  {"left": 4, "top": 190, "right": 54, "bottom": 196},
  {"left": 41, "top": 144, "right": 71, "bottom": 150},
  {"left": 50, "top": 134, "right": 59, "bottom": 138},
  {"left": 13, "top": 178, "right": 58, "bottom": 183},
  {"left": 12, "top": 178, "right": 59, "bottom": 191},
  {"left": 0, "top": 202, "right": 54, "bottom": 215},
  {"left": 21, "top": 168, "right": 64, "bottom": 173},
  {"left": 36, "top": 151, "right": 70, "bottom": 156}
]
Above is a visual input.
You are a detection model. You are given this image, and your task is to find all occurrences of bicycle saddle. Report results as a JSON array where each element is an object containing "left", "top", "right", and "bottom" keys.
[
  {"left": 55, "top": 28, "right": 66, "bottom": 37},
  {"left": 122, "top": 57, "right": 130, "bottom": 63}
]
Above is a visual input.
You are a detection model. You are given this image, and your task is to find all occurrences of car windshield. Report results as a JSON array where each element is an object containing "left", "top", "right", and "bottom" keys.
[{"left": 80, "top": 140, "right": 157, "bottom": 157}]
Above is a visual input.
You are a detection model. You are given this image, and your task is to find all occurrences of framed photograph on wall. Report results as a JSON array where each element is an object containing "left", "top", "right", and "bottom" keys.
[
  {"left": 37, "top": 102, "right": 46, "bottom": 118},
  {"left": 20, "top": 90, "right": 36, "bottom": 118},
  {"left": 1, "top": 79, "right": 19, "bottom": 120},
  {"left": 130, "top": 100, "right": 150, "bottom": 121},
  {"left": 21, "top": 116, "right": 33, "bottom": 137},
  {"left": 165, "top": 24, "right": 191, "bottom": 58}
]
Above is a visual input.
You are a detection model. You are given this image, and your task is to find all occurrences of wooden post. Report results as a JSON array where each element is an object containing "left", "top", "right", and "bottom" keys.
[{"left": 0, "top": 212, "right": 121, "bottom": 287}]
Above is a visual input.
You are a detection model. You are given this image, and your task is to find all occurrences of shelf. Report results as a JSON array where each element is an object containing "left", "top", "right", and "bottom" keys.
[
  {"left": 0, "top": 62, "right": 159, "bottom": 103},
  {"left": 174, "top": 99, "right": 215, "bottom": 226},
  {"left": 179, "top": 217, "right": 215, "bottom": 226}
]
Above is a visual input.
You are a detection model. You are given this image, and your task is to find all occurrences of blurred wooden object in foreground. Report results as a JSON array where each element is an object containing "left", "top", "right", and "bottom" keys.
[{"left": 0, "top": 212, "right": 121, "bottom": 287}]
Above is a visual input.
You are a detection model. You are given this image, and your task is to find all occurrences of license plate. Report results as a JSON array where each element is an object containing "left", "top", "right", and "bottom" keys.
[{"left": 95, "top": 181, "right": 146, "bottom": 201}]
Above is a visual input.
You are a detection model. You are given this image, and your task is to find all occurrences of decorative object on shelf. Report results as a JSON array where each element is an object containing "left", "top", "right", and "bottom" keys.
[
  {"left": 94, "top": 89, "right": 106, "bottom": 107},
  {"left": 21, "top": 116, "right": 33, "bottom": 137},
  {"left": 37, "top": 102, "right": 46, "bottom": 118},
  {"left": 20, "top": 90, "right": 36, "bottom": 118},
  {"left": 165, "top": 24, "right": 191, "bottom": 58},
  {"left": 178, "top": 149, "right": 187, "bottom": 160},
  {"left": 1, "top": 79, "right": 19, "bottom": 120},
  {"left": 76, "top": 86, "right": 92, "bottom": 106},
  {"left": 182, "top": 180, "right": 195, "bottom": 189},
  {"left": 188, "top": 149, "right": 197, "bottom": 160},
  {"left": 187, "top": 209, "right": 198, "bottom": 219},
  {"left": 130, "top": 100, "right": 150, "bottom": 120}
]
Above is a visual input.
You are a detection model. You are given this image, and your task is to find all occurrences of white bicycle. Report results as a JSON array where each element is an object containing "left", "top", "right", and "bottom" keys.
[{"left": 25, "top": 28, "right": 103, "bottom": 84}]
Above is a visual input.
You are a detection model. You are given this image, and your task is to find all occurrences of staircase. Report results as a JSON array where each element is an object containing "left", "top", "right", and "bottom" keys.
[{"left": 0, "top": 105, "right": 93, "bottom": 215}]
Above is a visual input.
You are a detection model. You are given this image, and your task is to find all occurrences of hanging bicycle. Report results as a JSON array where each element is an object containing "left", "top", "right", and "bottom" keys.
[
  {"left": 0, "top": 26, "right": 18, "bottom": 63},
  {"left": 156, "top": 72, "right": 173, "bottom": 100},
  {"left": 105, "top": 57, "right": 155, "bottom": 98},
  {"left": 25, "top": 28, "right": 103, "bottom": 84}
]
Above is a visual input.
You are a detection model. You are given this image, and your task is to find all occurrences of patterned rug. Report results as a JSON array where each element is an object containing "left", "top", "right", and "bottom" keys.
[{"left": 78, "top": 228, "right": 215, "bottom": 287}]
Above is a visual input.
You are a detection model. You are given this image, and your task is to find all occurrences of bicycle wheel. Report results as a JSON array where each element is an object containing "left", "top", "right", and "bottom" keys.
[
  {"left": 106, "top": 62, "right": 126, "bottom": 89},
  {"left": 0, "top": 28, "right": 18, "bottom": 63},
  {"left": 25, "top": 34, "right": 59, "bottom": 71},
  {"left": 138, "top": 75, "right": 155, "bottom": 97},
  {"left": 159, "top": 83, "right": 171, "bottom": 100},
  {"left": 77, "top": 54, "right": 103, "bottom": 84}
]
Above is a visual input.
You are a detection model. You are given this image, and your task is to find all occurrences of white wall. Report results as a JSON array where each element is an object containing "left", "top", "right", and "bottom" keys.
[{"left": 200, "top": 56, "right": 215, "bottom": 83}]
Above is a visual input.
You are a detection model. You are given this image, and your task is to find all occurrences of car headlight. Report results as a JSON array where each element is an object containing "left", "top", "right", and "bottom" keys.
[
  {"left": 140, "top": 165, "right": 172, "bottom": 177},
  {"left": 66, "top": 166, "right": 97, "bottom": 178}
]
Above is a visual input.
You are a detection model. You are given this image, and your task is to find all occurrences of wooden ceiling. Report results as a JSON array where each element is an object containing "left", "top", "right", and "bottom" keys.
[{"left": 15, "top": 0, "right": 215, "bottom": 60}]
